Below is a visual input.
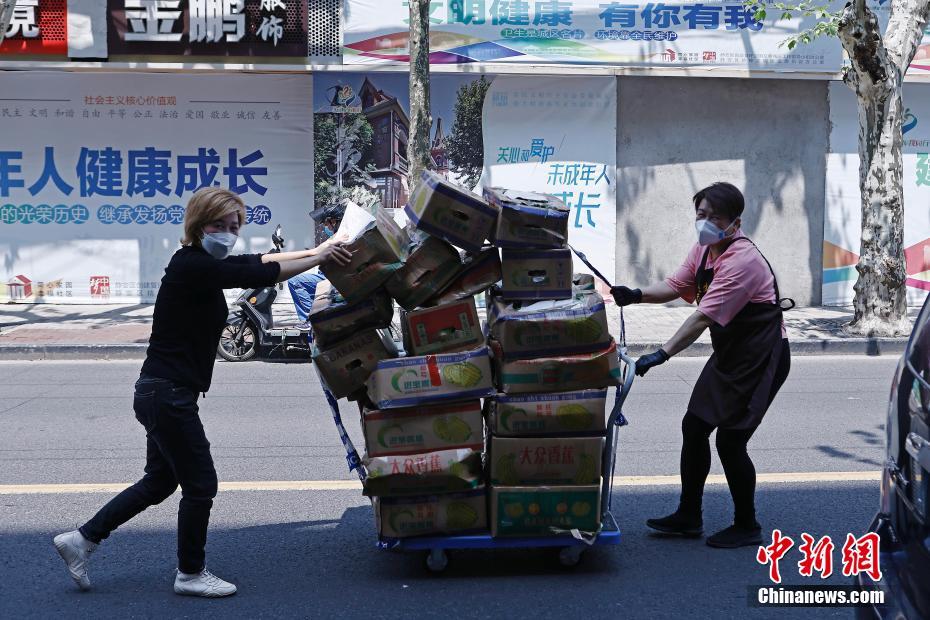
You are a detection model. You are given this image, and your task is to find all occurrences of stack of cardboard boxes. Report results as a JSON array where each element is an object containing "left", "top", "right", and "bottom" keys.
[
  {"left": 312, "top": 172, "right": 621, "bottom": 541},
  {"left": 483, "top": 187, "right": 620, "bottom": 537}
]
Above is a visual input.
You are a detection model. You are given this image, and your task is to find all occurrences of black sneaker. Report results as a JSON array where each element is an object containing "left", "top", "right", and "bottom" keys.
[
  {"left": 706, "top": 523, "right": 763, "bottom": 548},
  {"left": 646, "top": 511, "right": 703, "bottom": 537}
]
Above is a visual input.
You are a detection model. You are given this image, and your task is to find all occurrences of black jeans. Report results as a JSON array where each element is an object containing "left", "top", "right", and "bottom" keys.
[
  {"left": 678, "top": 413, "right": 759, "bottom": 528},
  {"left": 80, "top": 374, "right": 218, "bottom": 574}
]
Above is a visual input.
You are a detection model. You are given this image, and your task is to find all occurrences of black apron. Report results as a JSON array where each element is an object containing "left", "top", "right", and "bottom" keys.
[{"left": 687, "top": 237, "right": 791, "bottom": 430}]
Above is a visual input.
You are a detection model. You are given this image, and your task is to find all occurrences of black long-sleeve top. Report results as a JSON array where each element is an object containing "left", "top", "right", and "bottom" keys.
[{"left": 141, "top": 246, "right": 281, "bottom": 393}]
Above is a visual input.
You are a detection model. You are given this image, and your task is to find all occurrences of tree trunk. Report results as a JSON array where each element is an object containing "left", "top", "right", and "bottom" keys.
[
  {"left": 407, "top": 0, "right": 432, "bottom": 194},
  {"left": 839, "top": 0, "right": 928, "bottom": 336}
]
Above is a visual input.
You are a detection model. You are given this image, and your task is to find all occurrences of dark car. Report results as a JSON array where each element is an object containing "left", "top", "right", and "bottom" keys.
[{"left": 858, "top": 296, "right": 930, "bottom": 618}]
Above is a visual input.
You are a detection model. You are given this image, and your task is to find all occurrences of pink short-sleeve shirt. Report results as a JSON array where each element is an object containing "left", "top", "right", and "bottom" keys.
[{"left": 665, "top": 231, "right": 786, "bottom": 335}]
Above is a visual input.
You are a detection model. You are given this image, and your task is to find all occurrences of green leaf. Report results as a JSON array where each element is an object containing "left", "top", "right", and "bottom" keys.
[{"left": 787, "top": 39, "right": 797, "bottom": 50}]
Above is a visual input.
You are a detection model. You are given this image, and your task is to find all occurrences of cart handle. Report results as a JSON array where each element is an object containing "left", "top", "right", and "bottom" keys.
[{"left": 601, "top": 347, "right": 636, "bottom": 518}]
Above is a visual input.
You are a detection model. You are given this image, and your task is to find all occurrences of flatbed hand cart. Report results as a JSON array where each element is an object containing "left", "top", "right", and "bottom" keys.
[{"left": 318, "top": 346, "right": 637, "bottom": 573}]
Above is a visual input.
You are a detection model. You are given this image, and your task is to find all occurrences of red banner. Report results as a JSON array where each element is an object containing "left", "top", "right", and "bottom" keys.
[{"left": 0, "top": 0, "right": 68, "bottom": 55}]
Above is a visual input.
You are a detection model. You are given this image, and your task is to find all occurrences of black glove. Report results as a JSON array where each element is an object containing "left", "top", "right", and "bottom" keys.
[
  {"left": 611, "top": 285, "right": 643, "bottom": 307},
  {"left": 635, "top": 349, "right": 670, "bottom": 377}
]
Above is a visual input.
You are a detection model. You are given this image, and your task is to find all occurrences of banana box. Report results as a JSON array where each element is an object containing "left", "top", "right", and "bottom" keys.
[
  {"left": 483, "top": 187, "right": 569, "bottom": 249},
  {"left": 366, "top": 346, "right": 495, "bottom": 409},
  {"left": 490, "top": 485, "right": 601, "bottom": 537},
  {"left": 490, "top": 338, "right": 621, "bottom": 394},
  {"left": 499, "top": 248, "right": 573, "bottom": 301},
  {"left": 312, "top": 329, "right": 398, "bottom": 399},
  {"left": 385, "top": 236, "right": 462, "bottom": 311},
  {"left": 401, "top": 297, "right": 482, "bottom": 356},
  {"left": 308, "top": 280, "right": 394, "bottom": 349},
  {"left": 362, "top": 448, "right": 483, "bottom": 497},
  {"left": 320, "top": 208, "right": 409, "bottom": 304},
  {"left": 489, "top": 436, "right": 603, "bottom": 486},
  {"left": 405, "top": 170, "right": 499, "bottom": 253},
  {"left": 486, "top": 290, "right": 611, "bottom": 359},
  {"left": 375, "top": 487, "right": 488, "bottom": 539},
  {"left": 486, "top": 390, "right": 608, "bottom": 436},
  {"left": 362, "top": 400, "right": 484, "bottom": 457},
  {"left": 428, "top": 247, "right": 502, "bottom": 306}
]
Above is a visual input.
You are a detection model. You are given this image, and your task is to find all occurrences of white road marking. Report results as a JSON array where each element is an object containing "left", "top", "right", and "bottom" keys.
[{"left": 0, "top": 471, "right": 880, "bottom": 495}]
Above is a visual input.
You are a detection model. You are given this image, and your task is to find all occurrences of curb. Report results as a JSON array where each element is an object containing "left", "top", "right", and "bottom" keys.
[
  {"left": 0, "top": 344, "right": 148, "bottom": 360},
  {"left": 0, "top": 337, "right": 909, "bottom": 360},
  {"left": 623, "top": 337, "right": 908, "bottom": 357}
]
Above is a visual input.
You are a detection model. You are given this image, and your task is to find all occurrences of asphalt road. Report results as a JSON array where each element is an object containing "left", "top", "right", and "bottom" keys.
[{"left": 0, "top": 356, "right": 898, "bottom": 618}]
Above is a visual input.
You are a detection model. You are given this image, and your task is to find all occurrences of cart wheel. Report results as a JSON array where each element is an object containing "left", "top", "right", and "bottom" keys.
[
  {"left": 425, "top": 549, "right": 449, "bottom": 573},
  {"left": 558, "top": 546, "right": 584, "bottom": 568}
]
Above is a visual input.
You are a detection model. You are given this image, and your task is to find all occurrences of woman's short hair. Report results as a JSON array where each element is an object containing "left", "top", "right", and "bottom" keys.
[
  {"left": 181, "top": 187, "right": 246, "bottom": 246},
  {"left": 692, "top": 182, "right": 745, "bottom": 222}
]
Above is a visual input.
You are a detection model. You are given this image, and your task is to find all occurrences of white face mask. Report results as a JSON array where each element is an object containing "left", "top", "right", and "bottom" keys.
[
  {"left": 201, "top": 231, "right": 238, "bottom": 260},
  {"left": 695, "top": 219, "right": 736, "bottom": 246}
]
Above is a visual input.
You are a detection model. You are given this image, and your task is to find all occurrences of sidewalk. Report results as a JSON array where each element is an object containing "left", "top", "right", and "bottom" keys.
[{"left": 0, "top": 301, "right": 918, "bottom": 360}]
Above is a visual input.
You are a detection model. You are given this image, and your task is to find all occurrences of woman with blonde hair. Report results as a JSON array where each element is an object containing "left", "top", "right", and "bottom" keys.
[{"left": 53, "top": 187, "right": 351, "bottom": 597}]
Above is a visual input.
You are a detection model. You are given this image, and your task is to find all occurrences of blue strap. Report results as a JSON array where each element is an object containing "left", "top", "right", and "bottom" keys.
[{"left": 316, "top": 368, "right": 367, "bottom": 482}]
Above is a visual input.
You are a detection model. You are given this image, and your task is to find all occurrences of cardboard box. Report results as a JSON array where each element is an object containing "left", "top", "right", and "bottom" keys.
[
  {"left": 362, "top": 448, "right": 483, "bottom": 497},
  {"left": 385, "top": 236, "right": 461, "bottom": 310},
  {"left": 363, "top": 400, "right": 484, "bottom": 457},
  {"left": 405, "top": 170, "right": 499, "bottom": 253},
  {"left": 490, "top": 339, "right": 621, "bottom": 394},
  {"left": 308, "top": 280, "right": 394, "bottom": 349},
  {"left": 367, "top": 346, "right": 495, "bottom": 409},
  {"left": 486, "top": 290, "right": 611, "bottom": 359},
  {"left": 374, "top": 487, "right": 488, "bottom": 539},
  {"left": 401, "top": 297, "right": 483, "bottom": 356},
  {"left": 490, "top": 485, "right": 601, "bottom": 537},
  {"left": 499, "top": 248, "right": 573, "bottom": 301},
  {"left": 486, "top": 389, "right": 608, "bottom": 436},
  {"left": 428, "top": 247, "right": 502, "bottom": 306},
  {"left": 312, "top": 329, "right": 398, "bottom": 399},
  {"left": 489, "top": 436, "right": 603, "bottom": 486},
  {"left": 320, "top": 208, "right": 409, "bottom": 304},
  {"left": 484, "top": 187, "right": 569, "bottom": 249}
]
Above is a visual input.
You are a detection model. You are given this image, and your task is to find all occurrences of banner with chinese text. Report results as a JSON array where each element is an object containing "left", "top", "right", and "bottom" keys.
[
  {"left": 0, "top": 0, "right": 68, "bottom": 55},
  {"left": 106, "top": 0, "right": 308, "bottom": 56},
  {"left": 479, "top": 75, "right": 616, "bottom": 296},
  {"left": 823, "top": 81, "right": 930, "bottom": 306},
  {"left": 343, "top": 0, "right": 841, "bottom": 71},
  {"left": 0, "top": 71, "right": 314, "bottom": 304}
]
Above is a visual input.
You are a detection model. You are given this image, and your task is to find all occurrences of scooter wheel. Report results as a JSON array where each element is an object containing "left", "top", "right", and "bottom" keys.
[{"left": 218, "top": 321, "right": 258, "bottom": 362}]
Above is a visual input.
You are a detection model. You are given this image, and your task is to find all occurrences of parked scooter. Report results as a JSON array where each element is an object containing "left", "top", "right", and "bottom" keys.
[{"left": 217, "top": 225, "right": 312, "bottom": 362}]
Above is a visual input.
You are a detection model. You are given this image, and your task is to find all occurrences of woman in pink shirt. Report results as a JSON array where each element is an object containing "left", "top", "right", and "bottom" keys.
[{"left": 613, "top": 182, "right": 791, "bottom": 549}]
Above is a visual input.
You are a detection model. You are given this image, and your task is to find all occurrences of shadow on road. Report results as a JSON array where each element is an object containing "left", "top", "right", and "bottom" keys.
[{"left": 1, "top": 482, "right": 879, "bottom": 618}]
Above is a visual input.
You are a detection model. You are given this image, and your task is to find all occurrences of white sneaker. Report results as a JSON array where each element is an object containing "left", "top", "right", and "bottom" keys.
[
  {"left": 53, "top": 530, "right": 97, "bottom": 591},
  {"left": 173, "top": 569, "right": 237, "bottom": 598}
]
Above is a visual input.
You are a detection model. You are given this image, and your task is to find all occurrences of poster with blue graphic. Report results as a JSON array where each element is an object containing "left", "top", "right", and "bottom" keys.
[
  {"left": 0, "top": 71, "right": 313, "bottom": 304},
  {"left": 479, "top": 76, "right": 616, "bottom": 296},
  {"left": 343, "top": 0, "right": 842, "bottom": 71}
]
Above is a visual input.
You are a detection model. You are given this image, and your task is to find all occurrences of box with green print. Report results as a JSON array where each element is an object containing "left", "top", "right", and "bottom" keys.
[
  {"left": 362, "top": 400, "right": 484, "bottom": 457},
  {"left": 490, "top": 485, "right": 601, "bottom": 537},
  {"left": 375, "top": 488, "right": 488, "bottom": 539},
  {"left": 362, "top": 447, "right": 483, "bottom": 497},
  {"left": 486, "top": 389, "right": 608, "bottom": 436},
  {"left": 490, "top": 338, "right": 621, "bottom": 394},
  {"left": 366, "top": 346, "right": 495, "bottom": 409},
  {"left": 486, "top": 289, "right": 611, "bottom": 359},
  {"left": 489, "top": 436, "right": 603, "bottom": 486}
]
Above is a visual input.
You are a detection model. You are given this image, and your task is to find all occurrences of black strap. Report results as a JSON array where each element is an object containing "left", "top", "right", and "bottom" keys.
[{"left": 699, "top": 237, "right": 794, "bottom": 311}]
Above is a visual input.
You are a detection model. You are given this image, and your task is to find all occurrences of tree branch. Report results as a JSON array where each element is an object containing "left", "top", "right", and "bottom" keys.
[
  {"left": 884, "top": 0, "right": 930, "bottom": 72},
  {"left": 837, "top": 0, "right": 892, "bottom": 95}
]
